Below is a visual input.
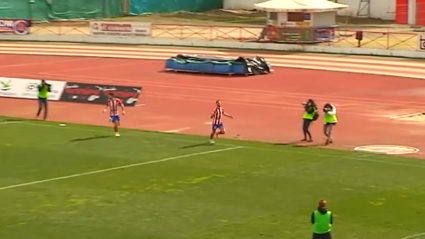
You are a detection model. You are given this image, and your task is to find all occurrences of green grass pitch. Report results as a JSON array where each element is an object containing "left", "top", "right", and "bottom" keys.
[{"left": 0, "top": 117, "right": 424, "bottom": 239}]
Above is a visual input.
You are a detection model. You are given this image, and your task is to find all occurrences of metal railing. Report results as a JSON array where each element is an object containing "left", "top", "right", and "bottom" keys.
[{"left": 7, "top": 20, "right": 422, "bottom": 51}]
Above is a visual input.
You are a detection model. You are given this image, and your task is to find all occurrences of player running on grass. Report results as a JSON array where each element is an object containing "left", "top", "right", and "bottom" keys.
[
  {"left": 103, "top": 93, "right": 125, "bottom": 137},
  {"left": 210, "top": 100, "right": 233, "bottom": 144}
]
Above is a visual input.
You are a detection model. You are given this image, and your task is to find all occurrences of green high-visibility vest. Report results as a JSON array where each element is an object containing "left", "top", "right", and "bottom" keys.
[
  {"left": 313, "top": 210, "right": 332, "bottom": 234},
  {"left": 324, "top": 113, "right": 337, "bottom": 123},
  {"left": 38, "top": 84, "right": 49, "bottom": 99},
  {"left": 303, "top": 107, "right": 317, "bottom": 120}
]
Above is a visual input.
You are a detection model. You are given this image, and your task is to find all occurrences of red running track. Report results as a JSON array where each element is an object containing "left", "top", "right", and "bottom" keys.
[{"left": 1, "top": 54, "right": 425, "bottom": 158}]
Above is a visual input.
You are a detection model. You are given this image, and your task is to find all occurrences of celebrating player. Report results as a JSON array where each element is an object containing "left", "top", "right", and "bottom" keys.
[
  {"left": 210, "top": 100, "right": 233, "bottom": 144},
  {"left": 103, "top": 93, "right": 125, "bottom": 137}
]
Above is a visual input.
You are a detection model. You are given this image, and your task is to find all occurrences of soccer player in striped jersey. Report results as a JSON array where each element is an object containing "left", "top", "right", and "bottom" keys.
[
  {"left": 210, "top": 100, "right": 233, "bottom": 144},
  {"left": 103, "top": 93, "right": 125, "bottom": 137}
]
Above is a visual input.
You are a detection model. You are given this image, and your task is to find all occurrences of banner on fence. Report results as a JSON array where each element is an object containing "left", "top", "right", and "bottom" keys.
[
  {"left": 419, "top": 35, "right": 425, "bottom": 51},
  {"left": 0, "top": 77, "right": 66, "bottom": 100},
  {"left": 89, "top": 21, "right": 151, "bottom": 37},
  {"left": 59, "top": 82, "right": 142, "bottom": 106},
  {"left": 0, "top": 19, "right": 31, "bottom": 35}
]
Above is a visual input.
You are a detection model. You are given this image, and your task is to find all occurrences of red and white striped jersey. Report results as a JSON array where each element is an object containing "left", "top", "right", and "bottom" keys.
[
  {"left": 107, "top": 98, "right": 123, "bottom": 116},
  {"left": 212, "top": 107, "right": 224, "bottom": 125}
]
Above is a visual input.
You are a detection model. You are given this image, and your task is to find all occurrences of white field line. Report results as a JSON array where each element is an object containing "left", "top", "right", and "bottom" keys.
[
  {"left": 402, "top": 232, "right": 425, "bottom": 239},
  {"left": 0, "top": 121, "right": 18, "bottom": 125},
  {"left": 2, "top": 121, "right": 425, "bottom": 170},
  {"left": 0, "top": 146, "right": 244, "bottom": 191}
]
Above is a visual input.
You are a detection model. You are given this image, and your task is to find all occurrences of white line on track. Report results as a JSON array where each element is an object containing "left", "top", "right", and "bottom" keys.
[
  {"left": 0, "top": 146, "right": 244, "bottom": 191},
  {"left": 32, "top": 73, "right": 425, "bottom": 107},
  {"left": 2, "top": 47, "right": 425, "bottom": 79},
  {"left": 38, "top": 61, "right": 141, "bottom": 74},
  {"left": 0, "top": 57, "right": 88, "bottom": 69},
  {"left": 3, "top": 43, "right": 424, "bottom": 67},
  {"left": 390, "top": 112, "right": 424, "bottom": 119},
  {"left": 135, "top": 104, "right": 146, "bottom": 107}
]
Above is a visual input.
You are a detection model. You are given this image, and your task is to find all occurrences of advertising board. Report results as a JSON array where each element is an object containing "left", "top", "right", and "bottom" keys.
[
  {"left": 90, "top": 21, "right": 151, "bottom": 37},
  {"left": 0, "top": 19, "right": 31, "bottom": 35},
  {"left": 0, "top": 77, "right": 65, "bottom": 100},
  {"left": 59, "top": 82, "right": 142, "bottom": 106}
]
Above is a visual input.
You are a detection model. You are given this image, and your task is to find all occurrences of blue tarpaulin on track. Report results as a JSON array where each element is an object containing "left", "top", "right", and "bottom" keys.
[{"left": 165, "top": 54, "right": 272, "bottom": 76}]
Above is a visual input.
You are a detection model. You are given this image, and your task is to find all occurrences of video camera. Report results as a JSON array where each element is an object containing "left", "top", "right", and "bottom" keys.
[
  {"left": 323, "top": 103, "right": 332, "bottom": 113},
  {"left": 41, "top": 80, "right": 52, "bottom": 92}
]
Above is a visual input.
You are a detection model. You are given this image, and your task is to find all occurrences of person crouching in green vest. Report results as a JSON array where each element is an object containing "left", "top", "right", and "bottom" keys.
[
  {"left": 36, "top": 79, "right": 51, "bottom": 120},
  {"left": 302, "top": 99, "right": 318, "bottom": 142},
  {"left": 323, "top": 103, "right": 338, "bottom": 145},
  {"left": 311, "top": 199, "right": 333, "bottom": 239}
]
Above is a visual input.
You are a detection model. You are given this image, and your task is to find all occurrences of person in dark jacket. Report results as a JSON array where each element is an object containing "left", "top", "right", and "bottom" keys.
[
  {"left": 311, "top": 200, "right": 333, "bottom": 239},
  {"left": 302, "top": 99, "right": 318, "bottom": 142}
]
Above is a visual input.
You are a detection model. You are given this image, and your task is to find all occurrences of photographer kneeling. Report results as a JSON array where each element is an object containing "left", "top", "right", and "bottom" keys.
[{"left": 323, "top": 103, "right": 337, "bottom": 145}]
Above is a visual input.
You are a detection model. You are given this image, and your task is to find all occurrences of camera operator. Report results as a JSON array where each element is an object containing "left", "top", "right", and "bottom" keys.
[
  {"left": 323, "top": 103, "right": 337, "bottom": 145},
  {"left": 302, "top": 99, "right": 318, "bottom": 142},
  {"left": 36, "top": 79, "right": 51, "bottom": 120}
]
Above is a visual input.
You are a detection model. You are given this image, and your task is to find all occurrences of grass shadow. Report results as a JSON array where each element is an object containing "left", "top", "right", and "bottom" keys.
[
  {"left": 70, "top": 135, "right": 112, "bottom": 142},
  {"left": 180, "top": 142, "right": 213, "bottom": 149},
  {"left": 274, "top": 141, "right": 325, "bottom": 148},
  {"left": 0, "top": 118, "right": 25, "bottom": 122}
]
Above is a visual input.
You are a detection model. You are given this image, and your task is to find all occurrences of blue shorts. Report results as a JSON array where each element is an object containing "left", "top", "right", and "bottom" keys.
[
  {"left": 110, "top": 115, "right": 120, "bottom": 122},
  {"left": 212, "top": 123, "right": 224, "bottom": 131}
]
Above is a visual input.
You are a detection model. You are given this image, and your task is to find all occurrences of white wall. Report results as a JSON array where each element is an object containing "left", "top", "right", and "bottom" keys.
[
  {"left": 311, "top": 12, "right": 337, "bottom": 27},
  {"left": 223, "top": 0, "right": 396, "bottom": 21},
  {"left": 223, "top": 0, "right": 267, "bottom": 9},
  {"left": 336, "top": 0, "right": 396, "bottom": 20}
]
